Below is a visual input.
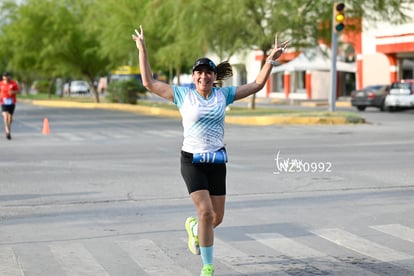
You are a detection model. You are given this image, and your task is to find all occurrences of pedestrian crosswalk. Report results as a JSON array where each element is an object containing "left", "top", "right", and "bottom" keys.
[
  {"left": 0, "top": 247, "right": 21, "bottom": 276},
  {"left": 53, "top": 129, "right": 182, "bottom": 142},
  {"left": 1, "top": 224, "right": 413, "bottom": 275},
  {"left": 246, "top": 232, "right": 382, "bottom": 276},
  {"left": 214, "top": 237, "right": 291, "bottom": 276},
  {"left": 50, "top": 243, "right": 111, "bottom": 276},
  {"left": 9, "top": 129, "right": 182, "bottom": 144},
  {"left": 118, "top": 240, "right": 193, "bottom": 276}
]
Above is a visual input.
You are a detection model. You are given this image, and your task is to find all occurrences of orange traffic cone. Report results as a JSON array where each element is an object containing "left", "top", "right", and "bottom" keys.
[{"left": 42, "top": 118, "right": 50, "bottom": 135}]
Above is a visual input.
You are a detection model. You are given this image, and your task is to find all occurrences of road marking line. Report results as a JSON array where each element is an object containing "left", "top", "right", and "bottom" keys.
[
  {"left": 57, "top": 133, "right": 84, "bottom": 141},
  {"left": 118, "top": 239, "right": 192, "bottom": 276},
  {"left": 247, "top": 232, "right": 380, "bottom": 275},
  {"left": 49, "top": 243, "right": 110, "bottom": 276},
  {"left": 247, "top": 232, "right": 325, "bottom": 259},
  {"left": 311, "top": 228, "right": 413, "bottom": 262},
  {"left": 0, "top": 247, "right": 24, "bottom": 276},
  {"left": 371, "top": 224, "right": 414, "bottom": 243},
  {"left": 214, "top": 237, "right": 290, "bottom": 275},
  {"left": 145, "top": 130, "right": 181, "bottom": 138}
]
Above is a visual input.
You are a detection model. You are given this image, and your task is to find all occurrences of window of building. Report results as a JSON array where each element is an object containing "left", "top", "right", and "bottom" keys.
[{"left": 291, "top": 71, "right": 306, "bottom": 93}]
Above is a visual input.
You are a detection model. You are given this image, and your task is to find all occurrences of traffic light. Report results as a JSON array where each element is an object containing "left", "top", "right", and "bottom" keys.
[{"left": 333, "top": 2, "right": 345, "bottom": 33}]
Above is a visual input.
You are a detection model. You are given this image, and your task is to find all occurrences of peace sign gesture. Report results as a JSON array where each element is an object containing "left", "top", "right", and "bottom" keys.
[
  {"left": 132, "top": 25, "right": 145, "bottom": 50},
  {"left": 268, "top": 34, "right": 289, "bottom": 61}
]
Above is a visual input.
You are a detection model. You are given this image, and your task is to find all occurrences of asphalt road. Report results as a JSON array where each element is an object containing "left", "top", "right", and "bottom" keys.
[{"left": 0, "top": 103, "right": 413, "bottom": 276}]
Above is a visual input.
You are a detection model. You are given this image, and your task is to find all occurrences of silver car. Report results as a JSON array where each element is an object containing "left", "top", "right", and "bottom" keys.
[
  {"left": 385, "top": 80, "right": 414, "bottom": 111},
  {"left": 69, "top": 80, "right": 90, "bottom": 95}
]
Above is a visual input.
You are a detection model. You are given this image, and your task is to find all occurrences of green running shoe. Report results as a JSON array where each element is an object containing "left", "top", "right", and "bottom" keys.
[
  {"left": 185, "top": 216, "right": 200, "bottom": 255},
  {"left": 200, "top": 264, "right": 214, "bottom": 276}
]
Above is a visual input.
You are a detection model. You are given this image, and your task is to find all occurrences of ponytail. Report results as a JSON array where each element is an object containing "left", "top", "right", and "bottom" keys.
[{"left": 215, "top": 61, "right": 233, "bottom": 81}]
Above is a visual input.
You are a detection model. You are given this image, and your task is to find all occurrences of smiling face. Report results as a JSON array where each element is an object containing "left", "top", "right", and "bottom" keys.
[{"left": 192, "top": 66, "right": 216, "bottom": 96}]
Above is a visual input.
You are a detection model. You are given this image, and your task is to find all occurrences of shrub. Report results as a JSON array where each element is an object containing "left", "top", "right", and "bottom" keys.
[
  {"left": 106, "top": 78, "right": 146, "bottom": 104},
  {"left": 33, "top": 80, "right": 51, "bottom": 94}
]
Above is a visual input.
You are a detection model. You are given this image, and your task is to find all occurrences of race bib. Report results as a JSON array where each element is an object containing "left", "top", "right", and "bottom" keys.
[
  {"left": 192, "top": 148, "right": 228, "bottom": 164},
  {"left": 3, "top": 98, "right": 14, "bottom": 105}
]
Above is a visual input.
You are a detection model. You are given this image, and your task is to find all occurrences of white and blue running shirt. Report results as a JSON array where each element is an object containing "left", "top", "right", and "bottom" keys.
[{"left": 173, "top": 86, "right": 236, "bottom": 153}]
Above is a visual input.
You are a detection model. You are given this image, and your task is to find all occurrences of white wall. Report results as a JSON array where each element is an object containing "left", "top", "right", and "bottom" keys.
[
  {"left": 362, "top": 53, "right": 390, "bottom": 86},
  {"left": 311, "top": 71, "right": 331, "bottom": 99},
  {"left": 361, "top": 5, "right": 414, "bottom": 84}
]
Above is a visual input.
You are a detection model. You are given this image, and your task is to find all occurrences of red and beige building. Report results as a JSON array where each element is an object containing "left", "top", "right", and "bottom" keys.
[{"left": 224, "top": 6, "right": 414, "bottom": 100}]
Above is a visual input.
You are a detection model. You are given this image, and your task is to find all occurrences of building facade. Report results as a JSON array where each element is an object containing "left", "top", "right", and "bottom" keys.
[{"left": 220, "top": 5, "right": 414, "bottom": 100}]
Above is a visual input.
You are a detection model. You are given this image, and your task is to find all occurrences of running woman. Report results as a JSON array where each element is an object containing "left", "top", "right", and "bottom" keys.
[{"left": 132, "top": 25, "right": 288, "bottom": 276}]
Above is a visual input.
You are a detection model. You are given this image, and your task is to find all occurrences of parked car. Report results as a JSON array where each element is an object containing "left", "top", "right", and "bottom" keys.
[
  {"left": 69, "top": 80, "right": 90, "bottom": 95},
  {"left": 385, "top": 79, "right": 414, "bottom": 111},
  {"left": 350, "top": 84, "right": 390, "bottom": 111}
]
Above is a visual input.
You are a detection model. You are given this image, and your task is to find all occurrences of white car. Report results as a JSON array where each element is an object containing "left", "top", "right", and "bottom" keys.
[
  {"left": 385, "top": 80, "right": 414, "bottom": 111},
  {"left": 69, "top": 80, "right": 90, "bottom": 95}
]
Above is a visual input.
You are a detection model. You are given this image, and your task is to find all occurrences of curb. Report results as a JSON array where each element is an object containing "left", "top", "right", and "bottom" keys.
[
  {"left": 225, "top": 115, "right": 349, "bottom": 125},
  {"left": 30, "top": 100, "right": 181, "bottom": 118},
  {"left": 300, "top": 101, "right": 352, "bottom": 107},
  {"left": 27, "top": 100, "right": 361, "bottom": 125}
]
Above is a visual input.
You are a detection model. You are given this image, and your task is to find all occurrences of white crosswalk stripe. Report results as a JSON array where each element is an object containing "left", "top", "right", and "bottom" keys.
[
  {"left": 49, "top": 243, "right": 110, "bottom": 276},
  {"left": 0, "top": 247, "right": 23, "bottom": 276},
  {"left": 55, "top": 132, "right": 85, "bottom": 141},
  {"left": 311, "top": 228, "right": 413, "bottom": 262},
  {"left": 371, "top": 224, "right": 414, "bottom": 243},
  {"left": 55, "top": 131, "right": 130, "bottom": 141},
  {"left": 118, "top": 239, "right": 192, "bottom": 276},
  {"left": 144, "top": 130, "right": 182, "bottom": 138},
  {"left": 215, "top": 237, "right": 290, "bottom": 275},
  {"left": 247, "top": 232, "right": 325, "bottom": 259}
]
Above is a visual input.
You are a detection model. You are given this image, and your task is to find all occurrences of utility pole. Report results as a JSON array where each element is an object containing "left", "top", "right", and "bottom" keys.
[{"left": 329, "top": 1, "right": 345, "bottom": 112}]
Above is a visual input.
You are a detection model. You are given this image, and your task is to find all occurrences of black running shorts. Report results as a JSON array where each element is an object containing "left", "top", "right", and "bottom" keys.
[
  {"left": 1, "top": 104, "right": 15, "bottom": 115},
  {"left": 180, "top": 151, "right": 226, "bottom": 195}
]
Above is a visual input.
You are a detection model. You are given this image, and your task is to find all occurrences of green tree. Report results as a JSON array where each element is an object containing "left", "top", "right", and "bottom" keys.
[
  {"left": 91, "top": 0, "right": 147, "bottom": 70},
  {"left": 0, "top": 0, "right": 42, "bottom": 94},
  {"left": 0, "top": 0, "right": 109, "bottom": 102},
  {"left": 94, "top": 0, "right": 210, "bottom": 84},
  {"left": 145, "top": 0, "right": 209, "bottom": 84}
]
